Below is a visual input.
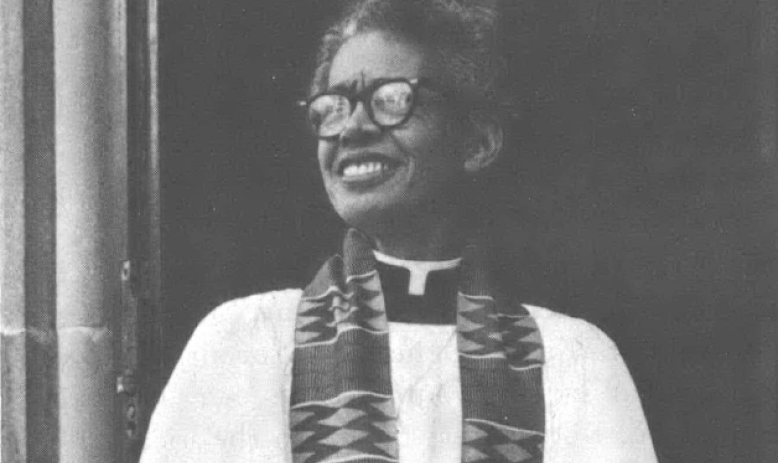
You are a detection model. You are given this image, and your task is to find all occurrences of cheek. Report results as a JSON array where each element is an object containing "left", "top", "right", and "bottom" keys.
[
  {"left": 399, "top": 113, "right": 451, "bottom": 155},
  {"left": 411, "top": 121, "right": 461, "bottom": 169},
  {"left": 317, "top": 141, "right": 335, "bottom": 171}
]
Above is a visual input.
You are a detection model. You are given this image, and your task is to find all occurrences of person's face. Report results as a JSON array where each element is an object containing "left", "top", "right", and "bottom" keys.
[{"left": 317, "top": 31, "right": 468, "bottom": 231}]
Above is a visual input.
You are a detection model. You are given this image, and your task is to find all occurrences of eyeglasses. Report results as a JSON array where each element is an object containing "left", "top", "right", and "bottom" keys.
[{"left": 298, "top": 78, "right": 432, "bottom": 139}]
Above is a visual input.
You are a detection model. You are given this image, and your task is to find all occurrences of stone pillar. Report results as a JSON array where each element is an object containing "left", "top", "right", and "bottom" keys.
[
  {"left": 1, "top": 0, "right": 58, "bottom": 462},
  {"left": 54, "top": 0, "right": 127, "bottom": 462},
  {"left": 2, "top": 0, "right": 128, "bottom": 462}
]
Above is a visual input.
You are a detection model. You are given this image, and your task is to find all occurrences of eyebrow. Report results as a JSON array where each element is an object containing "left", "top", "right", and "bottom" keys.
[{"left": 325, "top": 74, "right": 406, "bottom": 94}]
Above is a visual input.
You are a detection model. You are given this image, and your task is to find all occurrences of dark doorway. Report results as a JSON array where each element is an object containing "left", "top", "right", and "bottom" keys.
[{"left": 158, "top": 0, "right": 344, "bottom": 377}]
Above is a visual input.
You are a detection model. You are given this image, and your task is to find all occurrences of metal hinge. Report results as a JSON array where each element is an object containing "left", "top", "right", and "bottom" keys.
[
  {"left": 117, "top": 369, "right": 140, "bottom": 439},
  {"left": 119, "top": 260, "right": 141, "bottom": 442}
]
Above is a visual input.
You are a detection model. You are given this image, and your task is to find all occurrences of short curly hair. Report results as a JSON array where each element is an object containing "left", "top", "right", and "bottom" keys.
[{"left": 309, "top": 0, "right": 510, "bottom": 115}]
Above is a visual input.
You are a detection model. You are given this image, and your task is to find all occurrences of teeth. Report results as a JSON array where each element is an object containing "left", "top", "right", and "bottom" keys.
[{"left": 342, "top": 161, "right": 389, "bottom": 177}]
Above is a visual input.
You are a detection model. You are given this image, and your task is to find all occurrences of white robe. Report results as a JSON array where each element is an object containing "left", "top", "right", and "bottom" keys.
[{"left": 140, "top": 289, "right": 657, "bottom": 463}]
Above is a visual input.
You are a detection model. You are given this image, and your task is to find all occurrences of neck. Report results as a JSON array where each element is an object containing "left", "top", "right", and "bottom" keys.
[{"left": 368, "top": 210, "right": 466, "bottom": 260}]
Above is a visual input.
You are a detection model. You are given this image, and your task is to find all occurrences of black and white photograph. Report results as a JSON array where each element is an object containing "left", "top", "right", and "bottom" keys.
[{"left": 2, "top": 1, "right": 776, "bottom": 462}]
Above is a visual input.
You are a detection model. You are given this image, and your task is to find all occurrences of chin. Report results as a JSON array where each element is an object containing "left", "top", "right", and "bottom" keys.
[{"left": 334, "top": 203, "right": 391, "bottom": 231}]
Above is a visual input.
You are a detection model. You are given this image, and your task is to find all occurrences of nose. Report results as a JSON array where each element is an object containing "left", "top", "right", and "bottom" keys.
[{"left": 339, "top": 101, "right": 380, "bottom": 145}]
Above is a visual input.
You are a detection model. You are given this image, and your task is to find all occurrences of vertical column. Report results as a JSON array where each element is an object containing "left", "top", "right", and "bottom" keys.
[
  {"left": 54, "top": 0, "right": 127, "bottom": 462},
  {"left": 3, "top": 0, "right": 130, "bottom": 462},
  {"left": 1, "top": 0, "right": 58, "bottom": 462},
  {"left": 126, "top": 0, "right": 162, "bottom": 460}
]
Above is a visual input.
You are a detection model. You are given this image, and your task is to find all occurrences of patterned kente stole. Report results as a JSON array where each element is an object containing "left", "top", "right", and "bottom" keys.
[{"left": 290, "top": 229, "right": 545, "bottom": 463}]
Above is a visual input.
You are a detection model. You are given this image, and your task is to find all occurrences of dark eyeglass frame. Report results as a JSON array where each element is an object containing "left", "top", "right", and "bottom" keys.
[{"left": 297, "top": 77, "right": 435, "bottom": 139}]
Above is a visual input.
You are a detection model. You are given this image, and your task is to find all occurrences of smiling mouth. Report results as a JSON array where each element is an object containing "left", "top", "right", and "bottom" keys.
[{"left": 337, "top": 155, "right": 402, "bottom": 186}]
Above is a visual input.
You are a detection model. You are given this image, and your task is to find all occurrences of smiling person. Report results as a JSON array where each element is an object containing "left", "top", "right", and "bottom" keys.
[{"left": 140, "top": 1, "right": 657, "bottom": 463}]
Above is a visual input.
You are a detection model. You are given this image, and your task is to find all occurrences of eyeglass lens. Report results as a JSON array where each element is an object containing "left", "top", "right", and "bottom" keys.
[
  {"left": 309, "top": 96, "right": 351, "bottom": 138},
  {"left": 371, "top": 81, "right": 414, "bottom": 126},
  {"left": 308, "top": 81, "right": 415, "bottom": 138}
]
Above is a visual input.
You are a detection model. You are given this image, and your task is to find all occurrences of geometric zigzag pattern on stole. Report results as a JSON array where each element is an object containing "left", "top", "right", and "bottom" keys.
[
  {"left": 295, "top": 272, "right": 385, "bottom": 345},
  {"left": 462, "top": 421, "right": 544, "bottom": 463},
  {"left": 458, "top": 293, "right": 545, "bottom": 462},
  {"left": 291, "top": 393, "right": 398, "bottom": 463},
  {"left": 292, "top": 254, "right": 398, "bottom": 463},
  {"left": 458, "top": 294, "right": 544, "bottom": 365}
]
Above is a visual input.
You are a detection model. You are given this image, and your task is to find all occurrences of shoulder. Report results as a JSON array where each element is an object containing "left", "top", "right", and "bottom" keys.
[
  {"left": 141, "top": 289, "right": 303, "bottom": 462},
  {"left": 523, "top": 303, "right": 618, "bottom": 358},
  {"left": 523, "top": 305, "right": 657, "bottom": 462},
  {"left": 189, "top": 288, "right": 303, "bottom": 348},
  {"left": 169, "top": 288, "right": 304, "bottom": 383},
  {"left": 522, "top": 303, "right": 630, "bottom": 405}
]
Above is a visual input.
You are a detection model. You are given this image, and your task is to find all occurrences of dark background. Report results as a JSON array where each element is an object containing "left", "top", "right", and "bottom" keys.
[{"left": 157, "top": 1, "right": 777, "bottom": 462}]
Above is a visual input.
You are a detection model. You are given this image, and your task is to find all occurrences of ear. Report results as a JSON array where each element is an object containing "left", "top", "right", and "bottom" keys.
[{"left": 463, "top": 111, "right": 504, "bottom": 174}]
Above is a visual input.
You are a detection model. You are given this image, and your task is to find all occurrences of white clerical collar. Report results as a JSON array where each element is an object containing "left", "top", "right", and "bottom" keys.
[{"left": 373, "top": 250, "right": 462, "bottom": 296}]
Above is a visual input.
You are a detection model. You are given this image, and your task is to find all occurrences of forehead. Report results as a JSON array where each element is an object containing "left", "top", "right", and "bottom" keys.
[{"left": 328, "top": 31, "right": 435, "bottom": 87}]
